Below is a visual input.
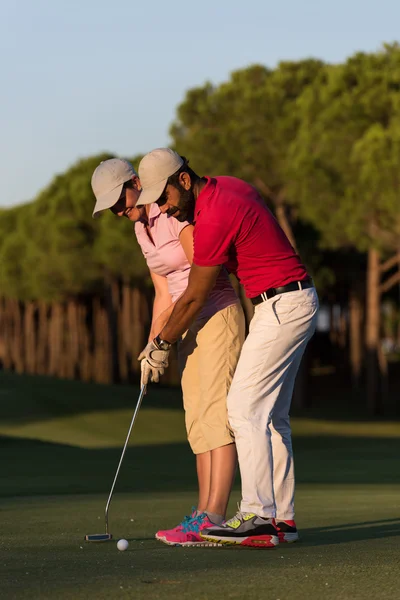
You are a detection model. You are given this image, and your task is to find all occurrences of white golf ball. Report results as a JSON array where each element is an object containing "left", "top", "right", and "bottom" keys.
[{"left": 117, "top": 539, "right": 129, "bottom": 551}]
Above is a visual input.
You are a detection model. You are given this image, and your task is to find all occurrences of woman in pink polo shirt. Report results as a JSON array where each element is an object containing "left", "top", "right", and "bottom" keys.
[{"left": 91, "top": 158, "right": 245, "bottom": 547}]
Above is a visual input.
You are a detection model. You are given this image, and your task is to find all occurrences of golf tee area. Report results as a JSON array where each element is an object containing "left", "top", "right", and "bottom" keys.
[{"left": 1, "top": 371, "right": 399, "bottom": 600}]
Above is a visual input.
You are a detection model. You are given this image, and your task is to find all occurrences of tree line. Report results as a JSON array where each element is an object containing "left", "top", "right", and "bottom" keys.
[{"left": 1, "top": 44, "right": 400, "bottom": 413}]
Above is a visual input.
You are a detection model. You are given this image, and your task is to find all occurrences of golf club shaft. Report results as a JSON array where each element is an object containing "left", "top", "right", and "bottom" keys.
[{"left": 105, "top": 384, "right": 147, "bottom": 534}]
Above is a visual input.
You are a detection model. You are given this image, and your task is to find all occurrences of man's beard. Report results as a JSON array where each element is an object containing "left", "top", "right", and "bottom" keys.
[{"left": 166, "top": 187, "right": 195, "bottom": 223}]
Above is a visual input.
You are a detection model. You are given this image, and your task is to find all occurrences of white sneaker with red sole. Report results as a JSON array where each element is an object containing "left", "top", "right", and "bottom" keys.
[{"left": 274, "top": 519, "right": 300, "bottom": 543}]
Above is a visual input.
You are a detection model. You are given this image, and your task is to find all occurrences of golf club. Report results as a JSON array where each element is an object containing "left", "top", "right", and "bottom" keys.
[{"left": 85, "top": 383, "right": 147, "bottom": 542}]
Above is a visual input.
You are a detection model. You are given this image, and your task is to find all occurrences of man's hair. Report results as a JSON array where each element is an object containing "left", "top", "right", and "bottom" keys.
[
  {"left": 122, "top": 179, "right": 134, "bottom": 190},
  {"left": 166, "top": 156, "right": 198, "bottom": 189}
]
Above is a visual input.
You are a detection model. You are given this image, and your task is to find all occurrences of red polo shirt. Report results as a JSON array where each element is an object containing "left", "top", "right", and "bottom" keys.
[{"left": 193, "top": 177, "right": 308, "bottom": 298}]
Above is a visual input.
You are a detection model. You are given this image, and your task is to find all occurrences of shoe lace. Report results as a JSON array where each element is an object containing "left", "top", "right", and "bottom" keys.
[
  {"left": 180, "top": 506, "right": 197, "bottom": 527},
  {"left": 224, "top": 510, "right": 247, "bottom": 527},
  {"left": 181, "top": 512, "right": 207, "bottom": 533},
  {"left": 224, "top": 503, "right": 258, "bottom": 528}
]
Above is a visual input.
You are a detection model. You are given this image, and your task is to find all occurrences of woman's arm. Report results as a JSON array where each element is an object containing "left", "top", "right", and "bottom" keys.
[{"left": 179, "top": 224, "right": 194, "bottom": 265}]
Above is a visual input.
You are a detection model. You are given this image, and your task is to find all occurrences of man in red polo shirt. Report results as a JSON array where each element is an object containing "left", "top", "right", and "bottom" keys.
[{"left": 137, "top": 148, "right": 319, "bottom": 548}]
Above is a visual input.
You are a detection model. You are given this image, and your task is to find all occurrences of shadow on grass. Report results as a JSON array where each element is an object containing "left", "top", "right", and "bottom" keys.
[
  {"left": 0, "top": 435, "right": 196, "bottom": 498},
  {"left": 293, "top": 435, "right": 400, "bottom": 484},
  {"left": 129, "top": 518, "right": 400, "bottom": 550},
  {"left": 126, "top": 519, "right": 400, "bottom": 550},
  {"left": 1, "top": 433, "right": 400, "bottom": 498},
  {"left": 301, "top": 518, "right": 400, "bottom": 546}
]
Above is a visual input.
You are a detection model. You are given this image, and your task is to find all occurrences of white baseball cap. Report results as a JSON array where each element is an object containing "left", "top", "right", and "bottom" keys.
[
  {"left": 91, "top": 158, "right": 137, "bottom": 218},
  {"left": 136, "top": 148, "right": 184, "bottom": 206}
]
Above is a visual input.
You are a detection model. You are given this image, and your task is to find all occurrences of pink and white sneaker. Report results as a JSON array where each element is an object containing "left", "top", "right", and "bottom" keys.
[
  {"left": 155, "top": 507, "right": 197, "bottom": 542},
  {"left": 158, "top": 513, "right": 223, "bottom": 547}
]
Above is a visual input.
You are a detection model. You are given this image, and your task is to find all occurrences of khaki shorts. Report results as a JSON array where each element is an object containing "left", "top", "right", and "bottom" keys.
[{"left": 178, "top": 302, "right": 245, "bottom": 454}]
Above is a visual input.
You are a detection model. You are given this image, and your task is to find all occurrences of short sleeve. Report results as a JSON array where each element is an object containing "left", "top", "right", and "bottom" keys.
[
  {"left": 193, "top": 221, "right": 234, "bottom": 267},
  {"left": 167, "top": 215, "right": 191, "bottom": 238}
]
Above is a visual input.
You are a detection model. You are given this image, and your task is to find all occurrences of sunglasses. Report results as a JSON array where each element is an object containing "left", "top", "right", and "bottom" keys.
[
  {"left": 110, "top": 183, "right": 131, "bottom": 214},
  {"left": 110, "top": 195, "right": 126, "bottom": 214}
]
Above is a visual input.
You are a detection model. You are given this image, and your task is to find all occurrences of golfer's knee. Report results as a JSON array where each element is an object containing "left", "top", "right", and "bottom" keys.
[{"left": 227, "top": 401, "right": 249, "bottom": 432}]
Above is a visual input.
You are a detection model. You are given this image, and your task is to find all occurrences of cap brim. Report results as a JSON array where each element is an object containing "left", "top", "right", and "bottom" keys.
[
  {"left": 92, "top": 183, "right": 124, "bottom": 218},
  {"left": 136, "top": 180, "right": 167, "bottom": 206}
]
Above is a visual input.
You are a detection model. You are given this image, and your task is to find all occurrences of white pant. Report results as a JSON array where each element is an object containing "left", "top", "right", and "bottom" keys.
[{"left": 227, "top": 287, "right": 319, "bottom": 520}]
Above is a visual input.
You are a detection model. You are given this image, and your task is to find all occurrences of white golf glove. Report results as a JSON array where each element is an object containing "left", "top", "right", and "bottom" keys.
[{"left": 138, "top": 340, "right": 170, "bottom": 386}]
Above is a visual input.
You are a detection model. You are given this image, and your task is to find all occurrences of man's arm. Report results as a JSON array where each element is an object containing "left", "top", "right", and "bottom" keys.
[
  {"left": 159, "top": 263, "right": 221, "bottom": 343},
  {"left": 148, "top": 270, "right": 173, "bottom": 341}
]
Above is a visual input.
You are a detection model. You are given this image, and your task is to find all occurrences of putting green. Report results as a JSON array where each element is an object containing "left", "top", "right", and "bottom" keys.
[
  {"left": 0, "top": 408, "right": 187, "bottom": 448},
  {"left": 1, "top": 372, "right": 399, "bottom": 599},
  {"left": 1, "top": 487, "right": 400, "bottom": 600},
  {"left": 1, "top": 412, "right": 400, "bottom": 449}
]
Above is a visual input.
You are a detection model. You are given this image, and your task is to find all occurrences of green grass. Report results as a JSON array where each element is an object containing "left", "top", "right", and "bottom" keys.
[{"left": 0, "top": 371, "right": 400, "bottom": 600}]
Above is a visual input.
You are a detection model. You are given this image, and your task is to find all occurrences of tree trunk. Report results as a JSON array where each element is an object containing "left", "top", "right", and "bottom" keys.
[
  {"left": 365, "top": 247, "right": 382, "bottom": 415},
  {"left": 36, "top": 302, "right": 49, "bottom": 375},
  {"left": 0, "top": 298, "right": 12, "bottom": 371},
  {"left": 79, "top": 303, "right": 92, "bottom": 382},
  {"left": 24, "top": 302, "right": 36, "bottom": 374},
  {"left": 338, "top": 309, "right": 347, "bottom": 349},
  {"left": 66, "top": 300, "right": 79, "bottom": 379},
  {"left": 48, "top": 303, "right": 63, "bottom": 377},
  {"left": 93, "top": 298, "right": 112, "bottom": 384},
  {"left": 105, "top": 276, "right": 120, "bottom": 383},
  {"left": 11, "top": 299, "right": 24, "bottom": 373},
  {"left": 377, "top": 342, "right": 389, "bottom": 407},
  {"left": 118, "top": 284, "right": 131, "bottom": 382},
  {"left": 349, "top": 287, "right": 363, "bottom": 388},
  {"left": 131, "top": 288, "right": 145, "bottom": 373}
]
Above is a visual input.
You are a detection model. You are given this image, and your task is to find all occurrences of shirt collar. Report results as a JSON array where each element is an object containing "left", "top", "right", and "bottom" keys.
[
  {"left": 139, "top": 202, "right": 160, "bottom": 225},
  {"left": 149, "top": 202, "right": 161, "bottom": 221},
  {"left": 195, "top": 177, "right": 216, "bottom": 219}
]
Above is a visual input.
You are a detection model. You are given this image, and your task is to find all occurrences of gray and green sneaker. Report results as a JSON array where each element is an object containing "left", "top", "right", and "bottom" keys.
[{"left": 200, "top": 511, "right": 279, "bottom": 548}]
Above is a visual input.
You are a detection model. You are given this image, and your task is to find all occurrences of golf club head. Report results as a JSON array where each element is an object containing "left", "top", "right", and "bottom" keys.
[{"left": 84, "top": 533, "right": 113, "bottom": 542}]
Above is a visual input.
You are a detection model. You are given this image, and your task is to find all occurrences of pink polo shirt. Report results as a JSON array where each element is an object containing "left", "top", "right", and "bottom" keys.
[
  {"left": 193, "top": 177, "right": 309, "bottom": 298},
  {"left": 135, "top": 203, "right": 238, "bottom": 318}
]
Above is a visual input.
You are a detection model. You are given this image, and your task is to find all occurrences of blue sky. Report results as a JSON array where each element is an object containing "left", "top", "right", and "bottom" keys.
[{"left": 1, "top": 0, "right": 399, "bottom": 207}]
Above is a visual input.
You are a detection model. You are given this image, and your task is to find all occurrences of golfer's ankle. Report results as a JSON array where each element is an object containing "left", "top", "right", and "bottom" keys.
[{"left": 205, "top": 511, "right": 224, "bottom": 524}]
